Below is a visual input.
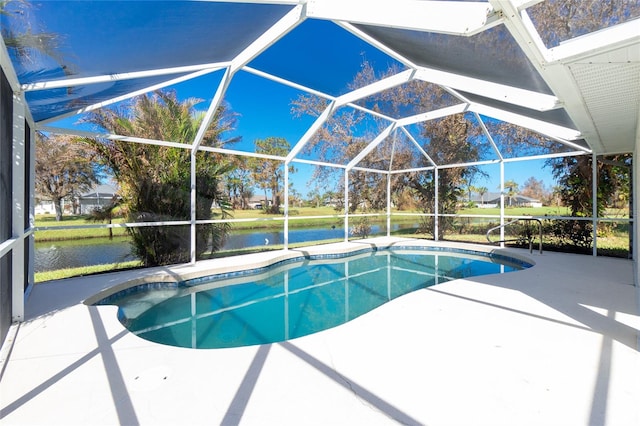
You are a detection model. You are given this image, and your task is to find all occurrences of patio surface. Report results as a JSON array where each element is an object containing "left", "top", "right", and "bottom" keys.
[{"left": 1, "top": 237, "right": 638, "bottom": 425}]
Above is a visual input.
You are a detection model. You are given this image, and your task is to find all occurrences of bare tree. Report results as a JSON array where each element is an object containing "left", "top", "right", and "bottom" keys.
[
  {"left": 35, "top": 133, "right": 99, "bottom": 221},
  {"left": 248, "top": 137, "right": 295, "bottom": 214},
  {"left": 520, "top": 177, "right": 548, "bottom": 202}
]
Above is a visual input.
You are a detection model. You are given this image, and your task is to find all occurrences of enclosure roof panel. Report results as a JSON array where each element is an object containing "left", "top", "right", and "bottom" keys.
[
  {"left": 3, "top": 1, "right": 292, "bottom": 82},
  {"left": 353, "top": 23, "right": 554, "bottom": 95},
  {"left": 1, "top": 0, "right": 638, "bottom": 162}
]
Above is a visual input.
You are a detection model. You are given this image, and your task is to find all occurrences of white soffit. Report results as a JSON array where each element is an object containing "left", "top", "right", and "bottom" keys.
[
  {"left": 543, "top": 30, "right": 640, "bottom": 155},
  {"left": 568, "top": 62, "right": 640, "bottom": 155}
]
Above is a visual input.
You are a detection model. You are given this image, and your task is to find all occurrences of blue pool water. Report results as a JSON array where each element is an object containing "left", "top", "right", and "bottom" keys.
[{"left": 96, "top": 248, "right": 530, "bottom": 349}]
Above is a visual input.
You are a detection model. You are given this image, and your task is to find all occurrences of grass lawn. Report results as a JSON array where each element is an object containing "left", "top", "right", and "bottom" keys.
[
  {"left": 457, "top": 206, "right": 570, "bottom": 216},
  {"left": 35, "top": 205, "right": 629, "bottom": 241},
  {"left": 35, "top": 214, "right": 129, "bottom": 241},
  {"left": 35, "top": 260, "right": 143, "bottom": 283},
  {"left": 35, "top": 207, "right": 369, "bottom": 240}
]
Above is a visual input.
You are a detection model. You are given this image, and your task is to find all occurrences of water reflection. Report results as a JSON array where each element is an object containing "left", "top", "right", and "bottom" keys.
[
  {"left": 98, "top": 250, "right": 523, "bottom": 349},
  {"left": 35, "top": 224, "right": 416, "bottom": 272}
]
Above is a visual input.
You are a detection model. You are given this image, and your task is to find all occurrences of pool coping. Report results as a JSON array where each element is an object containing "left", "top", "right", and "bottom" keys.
[{"left": 83, "top": 237, "right": 536, "bottom": 305}]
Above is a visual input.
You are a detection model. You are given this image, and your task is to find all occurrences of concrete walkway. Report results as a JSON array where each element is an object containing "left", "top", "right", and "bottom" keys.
[{"left": 1, "top": 238, "right": 638, "bottom": 425}]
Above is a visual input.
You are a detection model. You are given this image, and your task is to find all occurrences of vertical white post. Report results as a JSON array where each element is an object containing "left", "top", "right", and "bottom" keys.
[
  {"left": 284, "top": 270, "right": 289, "bottom": 340},
  {"left": 634, "top": 144, "right": 639, "bottom": 288},
  {"left": 12, "top": 94, "right": 25, "bottom": 322},
  {"left": 592, "top": 152, "right": 598, "bottom": 257},
  {"left": 344, "top": 259, "right": 349, "bottom": 321},
  {"left": 190, "top": 150, "right": 197, "bottom": 264},
  {"left": 284, "top": 164, "right": 289, "bottom": 250},
  {"left": 27, "top": 120, "right": 35, "bottom": 296},
  {"left": 387, "top": 132, "right": 397, "bottom": 239},
  {"left": 386, "top": 173, "right": 391, "bottom": 237},
  {"left": 386, "top": 252, "right": 391, "bottom": 300},
  {"left": 434, "top": 168, "right": 439, "bottom": 241},
  {"left": 191, "top": 293, "right": 197, "bottom": 349},
  {"left": 344, "top": 171, "right": 349, "bottom": 241},
  {"left": 500, "top": 160, "right": 505, "bottom": 247}
]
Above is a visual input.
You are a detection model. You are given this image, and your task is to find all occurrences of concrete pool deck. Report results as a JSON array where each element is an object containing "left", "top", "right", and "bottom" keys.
[{"left": 1, "top": 237, "right": 639, "bottom": 425}]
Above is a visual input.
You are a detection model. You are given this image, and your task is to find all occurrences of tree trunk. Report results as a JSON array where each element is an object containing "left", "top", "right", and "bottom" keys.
[{"left": 53, "top": 197, "right": 63, "bottom": 221}]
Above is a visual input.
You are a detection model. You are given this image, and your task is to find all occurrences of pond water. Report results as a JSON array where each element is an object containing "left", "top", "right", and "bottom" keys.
[{"left": 35, "top": 224, "right": 419, "bottom": 272}]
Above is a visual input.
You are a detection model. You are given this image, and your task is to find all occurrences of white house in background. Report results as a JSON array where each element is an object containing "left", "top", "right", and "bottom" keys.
[
  {"left": 247, "top": 195, "right": 270, "bottom": 210},
  {"left": 78, "top": 184, "right": 119, "bottom": 214},
  {"left": 469, "top": 191, "right": 500, "bottom": 208},
  {"left": 469, "top": 192, "right": 542, "bottom": 208},
  {"left": 35, "top": 183, "right": 119, "bottom": 215}
]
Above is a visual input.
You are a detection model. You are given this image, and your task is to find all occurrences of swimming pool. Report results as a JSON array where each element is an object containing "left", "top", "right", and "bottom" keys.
[{"left": 96, "top": 247, "right": 531, "bottom": 349}]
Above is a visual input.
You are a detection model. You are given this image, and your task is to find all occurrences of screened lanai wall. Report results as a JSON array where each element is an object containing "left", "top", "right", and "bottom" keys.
[{"left": 1, "top": 0, "right": 640, "bottom": 345}]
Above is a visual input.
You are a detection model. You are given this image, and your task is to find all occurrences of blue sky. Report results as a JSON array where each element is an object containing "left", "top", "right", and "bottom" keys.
[{"left": 46, "top": 10, "right": 557, "bottom": 198}]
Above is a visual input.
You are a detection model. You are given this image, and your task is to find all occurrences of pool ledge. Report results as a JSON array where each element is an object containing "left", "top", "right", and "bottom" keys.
[{"left": 83, "top": 237, "right": 535, "bottom": 305}]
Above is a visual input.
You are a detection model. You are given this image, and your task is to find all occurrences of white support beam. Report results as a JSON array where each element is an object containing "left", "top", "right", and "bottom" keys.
[
  {"left": 389, "top": 166, "right": 435, "bottom": 175},
  {"left": 286, "top": 100, "right": 336, "bottom": 162},
  {"left": 501, "top": 150, "right": 590, "bottom": 163},
  {"left": 199, "top": 145, "right": 286, "bottom": 161},
  {"left": 12, "top": 95, "right": 26, "bottom": 322},
  {"left": 592, "top": 152, "right": 598, "bottom": 257},
  {"left": 284, "top": 165, "right": 289, "bottom": 249},
  {"left": 500, "top": 160, "right": 505, "bottom": 245},
  {"left": 37, "top": 68, "right": 221, "bottom": 125},
  {"left": 243, "top": 66, "right": 334, "bottom": 101},
  {"left": 400, "top": 127, "right": 437, "bottom": 167},
  {"left": 193, "top": 5, "right": 304, "bottom": 151},
  {"left": 21, "top": 63, "right": 229, "bottom": 92},
  {"left": 38, "top": 127, "right": 191, "bottom": 150},
  {"left": 307, "top": 0, "right": 500, "bottom": 37},
  {"left": 190, "top": 150, "right": 197, "bottom": 264},
  {"left": 513, "top": 0, "right": 544, "bottom": 10},
  {"left": 396, "top": 103, "right": 468, "bottom": 127},
  {"left": 389, "top": 150, "right": 587, "bottom": 173},
  {"left": 291, "top": 157, "right": 347, "bottom": 169},
  {"left": 191, "top": 68, "right": 233, "bottom": 151},
  {"left": 337, "top": 21, "right": 420, "bottom": 70},
  {"left": 434, "top": 168, "right": 439, "bottom": 240},
  {"left": 414, "top": 67, "right": 561, "bottom": 112},
  {"left": 0, "top": 239, "right": 16, "bottom": 260},
  {"left": 490, "top": 0, "right": 550, "bottom": 64},
  {"left": 346, "top": 123, "right": 396, "bottom": 170},
  {"left": 346, "top": 102, "right": 395, "bottom": 123},
  {"left": 343, "top": 171, "right": 349, "bottom": 241},
  {"left": 334, "top": 69, "right": 414, "bottom": 107},
  {"left": 437, "top": 159, "right": 501, "bottom": 170},
  {"left": 230, "top": 4, "right": 305, "bottom": 72},
  {"left": 351, "top": 165, "right": 390, "bottom": 175},
  {"left": 474, "top": 112, "right": 503, "bottom": 161},
  {"left": 547, "top": 19, "right": 640, "bottom": 64},
  {"left": 0, "top": 35, "right": 22, "bottom": 93},
  {"left": 470, "top": 102, "right": 583, "bottom": 142},
  {"left": 634, "top": 127, "right": 640, "bottom": 287}
]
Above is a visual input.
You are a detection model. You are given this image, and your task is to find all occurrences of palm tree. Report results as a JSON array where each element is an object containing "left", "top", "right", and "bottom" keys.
[
  {"left": 83, "top": 90, "right": 238, "bottom": 266},
  {"left": 503, "top": 180, "right": 519, "bottom": 207},
  {"left": 477, "top": 186, "right": 488, "bottom": 205}
]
